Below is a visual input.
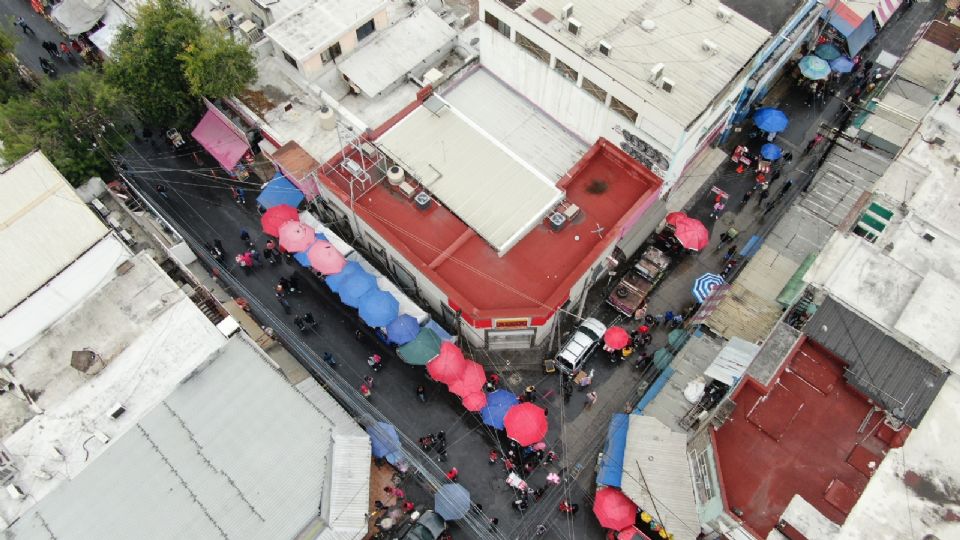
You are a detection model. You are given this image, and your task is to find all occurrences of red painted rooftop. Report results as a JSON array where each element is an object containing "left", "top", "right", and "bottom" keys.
[
  {"left": 713, "top": 338, "right": 910, "bottom": 537},
  {"left": 298, "top": 88, "right": 661, "bottom": 321}
]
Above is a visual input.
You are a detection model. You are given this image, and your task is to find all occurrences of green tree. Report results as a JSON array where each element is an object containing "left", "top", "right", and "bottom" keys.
[
  {"left": 106, "top": 0, "right": 254, "bottom": 127},
  {"left": 0, "top": 71, "right": 132, "bottom": 186},
  {"left": 0, "top": 28, "right": 23, "bottom": 103},
  {"left": 179, "top": 28, "right": 256, "bottom": 99}
]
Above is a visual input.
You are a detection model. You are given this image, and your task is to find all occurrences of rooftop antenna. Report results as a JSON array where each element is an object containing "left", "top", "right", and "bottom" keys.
[{"left": 592, "top": 223, "right": 605, "bottom": 239}]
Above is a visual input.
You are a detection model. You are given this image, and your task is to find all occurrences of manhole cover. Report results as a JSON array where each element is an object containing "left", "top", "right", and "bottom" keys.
[{"left": 508, "top": 373, "right": 523, "bottom": 386}]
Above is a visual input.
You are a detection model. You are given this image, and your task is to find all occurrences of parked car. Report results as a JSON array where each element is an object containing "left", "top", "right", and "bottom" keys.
[
  {"left": 556, "top": 317, "right": 607, "bottom": 374},
  {"left": 606, "top": 246, "right": 671, "bottom": 318},
  {"left": 401, "top": 510, "right": 446, "bottom": 540}
]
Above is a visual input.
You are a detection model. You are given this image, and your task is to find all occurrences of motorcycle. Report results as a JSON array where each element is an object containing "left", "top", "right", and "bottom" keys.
[{"left": 38, "top": 58, "right": 56, "bottom": 77}]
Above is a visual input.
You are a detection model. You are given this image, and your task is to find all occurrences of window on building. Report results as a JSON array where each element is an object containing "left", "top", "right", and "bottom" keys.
[
  {"left": 366, "top": 235, "right": 387, "bottom": 265},
  {"left": 282, "top": 50, "right": 298, "bottom": 69},
  {"left": 515, "top": 32, "right": 550, "bottom": 64},
  {"left": 610, "top": 96, "right": 638, "bottom": 123},
  {"left": 487, "top": 329, "right": 535, "bottom": 350},
  {"left": 321, "top": 42, "right": 342, "bottom": 63},
  {"left": 356, "top": 19, "right": 376, "bottom": 41},
  {"left": 580, "top": 77, "right": 607, "bottom": 102},
  {"left": 391, "top": 259, "right": 418, "bottom": 296},
  {"left": 853, "top": 201, "right": 893, "bottom": 244},
  {"left": 554, "top": 58, "right": 578, "bottom": 82},
  {"left": 691, "top": 448, "right": 717, "bottom": 502},
  {"left": 484, "top": 11, "right": 511, "bottom": 37}
]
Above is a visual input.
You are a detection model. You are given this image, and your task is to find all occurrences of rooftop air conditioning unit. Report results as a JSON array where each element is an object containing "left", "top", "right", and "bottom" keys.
[
  {"left": 598, "top": 40, "right": 612, "bottom": 56},
  {"left": 549, "top": 212, "right": 566, "bottom": 231},
  {"left": 648, "top": 63, "right": 664, "bottom": 84},
  {"left": 6, "top": 484, "right": 24, "bottom": 500},
  {"left": 567, "top": 17, "right": 582, "bottom": 36},
  {"left": 560, "top": 2, "right": 574, "bottom": 20},
  {"left": 414, "top": 191, "right": 432, "bottom": 211},
  {"left": 660, "top": 77, "right": 675, "bottom": 93},
  {"left": 702, "top": 39, "right": 718, "bottom": 55},
  {"left": 716, "top": 6, "right": 733, "bottom": 22}
]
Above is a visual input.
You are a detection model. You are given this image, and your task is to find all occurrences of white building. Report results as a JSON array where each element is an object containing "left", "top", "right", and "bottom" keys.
[{"left": 477, "top": 0, "right": 769, "bottom": 190}]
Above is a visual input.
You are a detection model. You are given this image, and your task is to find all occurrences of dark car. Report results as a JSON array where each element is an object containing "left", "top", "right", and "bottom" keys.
[{"left": 401, "top": 510, "right": 446, "bottom": 540}]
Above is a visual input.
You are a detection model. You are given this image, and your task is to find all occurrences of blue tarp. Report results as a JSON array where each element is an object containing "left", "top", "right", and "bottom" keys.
[
  {"left": 845, "top": 14, "right": 877, "bottom": 56},
  {"left": 596, "top": 413, "right": 630, "bottom": 488},
  {"left": 256, "top": 172, "right": 305, "bottom": 209},
  {"left": 634, "top": 367, "right": 675, "bottom": 414}
]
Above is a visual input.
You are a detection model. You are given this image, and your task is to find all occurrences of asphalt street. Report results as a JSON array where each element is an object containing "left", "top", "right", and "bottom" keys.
[{"left": 0, "top": 0, "right": 83, "bottom": 78}]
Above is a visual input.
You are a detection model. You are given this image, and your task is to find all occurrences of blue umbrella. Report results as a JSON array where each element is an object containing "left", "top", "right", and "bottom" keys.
[
  {"left": 256, "top": 173, "right": 305, "bottom": 209},
  {"left": 293, "top": 233, "right": 327, "bottom": 267},
  {"left": 387, "top": 314, "right": 420, "bottom": 345},
  {"left": 339, "top": 270, "right": 378, "bottom": 308},
  {"left": 480, "top": 389, "right": 519, "bottom": 430},
  {"left": 830, "top": 55, "right": 855, "bottom": 74},
  {"left": 358, "top": 289, "right": 400, "bottom": 327},
  {"left": 325, "top": 261, "right": 362, "bottom": 293},
  {"left": 760, "top": 143, "right": 782, "bottom": 160},
  {"left": 692, "top": 273, "right": 725, "bottom": 303},
  {"left": 435, "top": 483, "right": 471, "bottom": 521},
  {"left": 814, "top": 43, "right": 842, "bottom": 61},
  {"left": 799, "top": 55, "right": 831, "bottom": 80},
  {"left": 366, "top": 422, "right": 401, "bottom": 464},
  {"left": 752, "top": 108, "right": 789, "bottom": 133}
]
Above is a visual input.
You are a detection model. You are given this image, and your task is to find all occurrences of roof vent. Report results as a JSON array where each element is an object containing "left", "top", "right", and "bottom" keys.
[
  {"left": 414, "top": 191, "right": 432, "bottom": 211},
  {"left": 922, "top": 231, "right": 936, "bottom": 242},
  {"left": 660, "top": 77, "right": 675, "bottom": 93},
  {"left": 702, "top": 39, "right": 719, "bottom": 55},
  {"left": 387, "top": 165, "right": 405, "bottom": 186},
  {"left": 648, "top": 63, "right": 664, "bottom": 84},
  {"left": 567, "top": 17, "right": 582, "bottom": 35},
  {"left": 640, "top": 19, "right": 656, "bottom": 32},
  {"left": 560, "top": 2, "right": 574, "bottom": 19},
  {"left": 70, "top": 349, "right": 103, "bottom": 374},
  {"left": 598, "top": 40, "right": 612, "bottom": 56},
  {"left": 107, "top": 403, "right": 127, "bottom": 420},
  {"left": 716, "top": 6, "right": 733, "bottom": 22},
  {"left": 6, "top": 484, "right": 24, "bottom": 500}
]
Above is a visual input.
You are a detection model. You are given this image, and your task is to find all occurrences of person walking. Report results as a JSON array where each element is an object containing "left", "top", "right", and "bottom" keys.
[
  {"left": 738, "top": 190, "right": 752, "bottom": 207},
  {"left": 155, "top": 184, "right": 169, "bottom": 199},
  {"left": 368, "top": 354, "right": 382, "bottom": 372},
  {"left": 724, "top": 244, "right": 737, "bottom": 261},
  {"left": 446, "top": 467, "right": 458, "bottom": 482},
  {"left": 277, "top": 296, "right": 292, "bottom": 314},
  {"left": 584, "top": 391, "right": 598, "bottom": 409},
  {"left": 558, "top": 499, "right": 579, "bottom": 515},
  {"left": 778, "top": 179, "right": 794, "bottom": 197},
  {"left": 240, "top": 229, "right": 253, "bottom": 248},
  {"left": 16, "top": 16, "right": 35, "bottom": 35},
  {"left": 757, "top": 183, "right": 771, "bottom": 207},
  {"left": 524, "top": 385, "right": 536, "bottom": 402},
  {"left": 363, "top": 375, "right": 374, "bottom": 389},
  {"left": 709, "top": 200, "right": 725, "bottom": 220},
  {"left": 489, "top": 449, "right": 499, "bottom": 465},
  {"left": 416, "top": 384, "right": 426, "bottom": 403},
  {"left": 322, "top": 352, "right": 336, "bottom": 367},
  {"left": 360, "top": 383, "right": 372, "bottom": 400}
]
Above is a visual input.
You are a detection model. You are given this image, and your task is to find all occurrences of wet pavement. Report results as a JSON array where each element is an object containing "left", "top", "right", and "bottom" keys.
[{"left": 0, "top": 0, "right": 84, "bottom": 79}]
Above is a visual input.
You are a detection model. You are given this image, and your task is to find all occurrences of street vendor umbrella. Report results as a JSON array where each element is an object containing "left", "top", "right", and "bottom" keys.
[
  {"left": 435, "top": 483, "right": 471, "bottom": 521},
  {"left": 830, "top": 55, "right": 856, "bottom": 73},
  {"left": 306, "top": 240, "right": 347, "bottom": 274},
  {"left": 397, "top": 327, "right": 442, "bottom": 365},
  {"left": 617, "top": 526, "right": 643, "bottom": 540},
  {"left": 366, "top": 422, "right": 401, "bottom": 464},
  {"left": 278, "top": 221, "right": 315, "bottom": 252},
  {"left": 256, "top": 173, "right": 304, "bottom": 209},
  {"left": 325, "top": 261, "right": 361, "bottom": 293},
  {"left": 338, "top": 270, "right": 377, "bottom": 308},
  {"left": 814, "top": 42, "right": 843, "bottom": 61},
  {"left": 462, "top": 391, "right": 488, "bottom": 412},
  {"left": 594, "top": 487, "right": 638, "bottom": 531},
  {"left": 503, "top": 402, "right": 548, "bottom": 446},
  {"left": 426, "top": 342, "right": 467, "bottom": 384},
  {"left": 358, "top": 289, "right": 399, "bottom": 327},
  {"left": 692, "top": 272, "right": 725, "bottom": 302},
  {"left": 799, "top": 55, "right": 831, "bottom": 80},
  {"left": 480, "top": 389, "right": 519, "bottom": 429},
  {"left": 760, "top": 143, "right": 782, "bottom": 160},
  {"left": 448, "top": 360, "right": 487, "bottom": 397},
  {"left": 603, "top": 326, "right": 630, "bottom": 350},
  {"left": 260, "top": 204, "right": 299, "bottom": 237},
  {"left": 294, "top": 233, "right": 327, "bottom": 267},
  {"left": 653, "top": 348, "right": 674, "bottom": 371},
  {"left": 665, "top": 211, "right": 688, "bottom": 227},
  {"left": 386, "top": 314, "right": 420, "bottom": 345},
  {"left": 672, "top": 216, "right": 709, "bottom": 251},
  {"left": 752, "top": 107, "right": 789, "bottom": 133}
]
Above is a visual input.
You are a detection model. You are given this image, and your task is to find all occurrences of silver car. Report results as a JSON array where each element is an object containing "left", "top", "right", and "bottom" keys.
[{"left": 556, "top": 317, "right": 607, "bottom": 374}]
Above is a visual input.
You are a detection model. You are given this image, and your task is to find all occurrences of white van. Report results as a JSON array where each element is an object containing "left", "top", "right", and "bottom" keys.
[{"left": 556, "top": 318, "right": 607, "bottom": 374}]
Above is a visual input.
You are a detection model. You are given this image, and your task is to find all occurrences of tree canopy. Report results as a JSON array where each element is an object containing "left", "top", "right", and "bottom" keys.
[
  {"left": 0, "top": 29, "right": 23, "bottom": 104},
  {"left": 0, "top": 71, "right": 132, "bottom": 186},
  {"left": 107, "top": 0, "right": 255, "bottom": 127}
]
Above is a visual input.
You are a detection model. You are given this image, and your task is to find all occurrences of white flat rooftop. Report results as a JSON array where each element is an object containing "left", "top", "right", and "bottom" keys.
[
  {"left": 0, "top": 152, "right": 108, "bottom": 315},
  {"left": 516, "top": 0, "right": 769, "bottom": 127},
  {"left": 337, "top": 8, "right": 457, "bottom": 98},
  {"left": 264, "top": 0, "right": 385, "bottom": 61},
  {"left": 377, "top": 96, "right": 565, "bottom": 255}
]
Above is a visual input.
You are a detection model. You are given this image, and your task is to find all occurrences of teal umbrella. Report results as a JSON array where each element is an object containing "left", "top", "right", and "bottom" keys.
[
  {"left": 652, "top": 348, "right": 674, "bottom": 370},
  {"left": 397, "top": 328, "right": 442, "bottom": 365},
  {"left": 799, "top": 55, "right": 831, "bottom": 80},
  {"left": 814, "top": 43, "right": 842, "bottom": 61}
]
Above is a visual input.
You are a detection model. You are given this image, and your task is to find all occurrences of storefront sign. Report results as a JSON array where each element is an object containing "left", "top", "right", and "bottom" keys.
[{"left": 495, "top": 318, "right": 530, "bottom": 329}]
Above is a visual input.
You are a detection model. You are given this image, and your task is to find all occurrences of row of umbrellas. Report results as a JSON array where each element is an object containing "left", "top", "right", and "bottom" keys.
[{"left": 796, "top": 43, "right": 857, "bottom": 81}]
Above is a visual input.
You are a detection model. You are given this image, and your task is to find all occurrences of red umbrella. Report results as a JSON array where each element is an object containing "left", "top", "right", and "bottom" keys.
[
  {"left": 503, "top": 402, "right": 548, "bottom": 446},
  {"left": 617, "top": 527, "right": 644, "bottom": 540},
  {"left": 426, "top": 342, "right": 466, "bottom": 384},
  {"left": 448, "top": 360, "right": 486, "bottom": 397},
  {"left": 306, "top": 240, "right": 347, "bottom": 274},
  {"left": 462, "top": 391, "right": 488, "bottom": 412},
  {"left": 278, "top": 221, "right": 314, "bottom": 252},
  {"left": 672, "top": 216, "right": 709, "bottom": 251},
  {"left": 603, "top": 327, "right": 630, "bottom": 350},
  {"left": 594, "top": 488, "right": 638, "bottom": 531},
  {"left": 260, "top": 204, "right": 299, "bottom": 237},
  {"left": 665, "top": 211, "right": 687, "bottom": 227}
]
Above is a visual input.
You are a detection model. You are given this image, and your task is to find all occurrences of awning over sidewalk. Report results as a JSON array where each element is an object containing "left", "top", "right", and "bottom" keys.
[
  {"left": 257, "top": 172, "right": 305, "bottom": 209},
  {"left": 88, "top": 2, "right": 131, "bottom": 56},
  {"left": 596, "top": 414, "right": 629, "bottom": 488},
  {"left": 823, "top": 0, "right": 878, "bottom": 55},
  {"left": 191, "top": 110, "right": 250, "bottom": 171},
  {"left": 874, "top": 0, "right": 903, "bottom": 27},
  {"left": 51, "top": 0, "right": 108, "bottom": 36},
  {"left": 704, "top": 337, "right": 760, "bottom": 386}
]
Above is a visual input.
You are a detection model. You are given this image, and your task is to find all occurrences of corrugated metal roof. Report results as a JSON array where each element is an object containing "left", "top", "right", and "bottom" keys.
[
  {"left": 705, "top": 337, "right": 761, "bottom": 386},
  {"left": 800, "top": 143, "right": 890, "bottom": 228},
  {"left": 703, "top": 282, "right": 782, "bottom": 343},
  {"left": 896, "top": 39, "right": 956, "bottom": 94},
  {"left": 8, "top": 336, "right": 366, "bottom": 539},
  {"left": 806, "top": 297, "right": 948, "bottom": 427},
  {"left": 735, "top": 244, "right": 800, "bottom": 304},
  {"left": 517, "top": 0, "right": 770, "bottom": 128},
  {"left": 337, "top": 8, "right": 456, "bottom": 98},
  {"left": 377, "top": 100, "right": 565, "bottom": 254},
  {"left": 0, "top": 152, "right": 108, "bottom": 315},
  {"left": 264, "top": 0, "right": 386, "bottom": 60},
  {"left": 621, "top": 415, "right": 701, "bottom": 540}
]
